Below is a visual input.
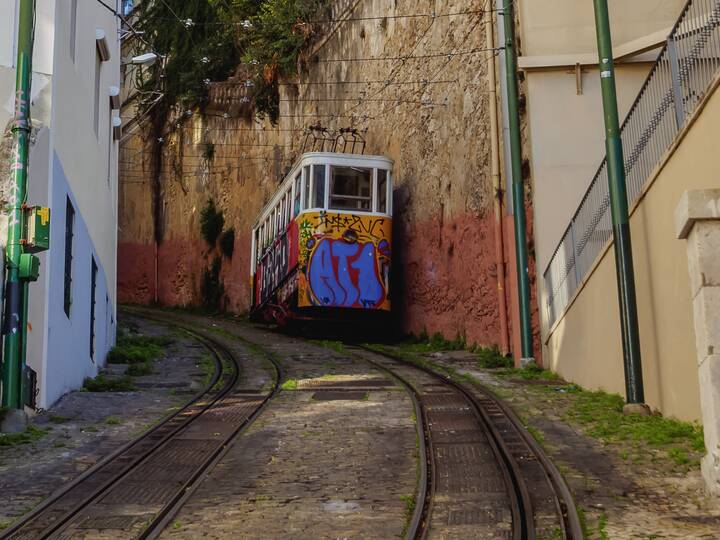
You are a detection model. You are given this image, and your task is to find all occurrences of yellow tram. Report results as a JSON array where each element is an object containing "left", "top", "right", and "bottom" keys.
[{"left": 250, "top": 152, "right": 393, "bottom": 325}]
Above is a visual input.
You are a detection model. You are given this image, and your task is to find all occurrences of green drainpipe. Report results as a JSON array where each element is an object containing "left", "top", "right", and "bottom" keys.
[
  {"left": 592, "top": 0, "right": 645, "bottom": 404},
  {"left": 501, "top": 0, "right": 534, "bottom": 362},
  {"left": 2, "top": 0, "right": 35, "bottom": 410}
]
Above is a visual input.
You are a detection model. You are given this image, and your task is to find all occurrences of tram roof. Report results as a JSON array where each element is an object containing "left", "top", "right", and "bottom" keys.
[{"left": 253, "top": 152, "right": 393, "bottom": 228}]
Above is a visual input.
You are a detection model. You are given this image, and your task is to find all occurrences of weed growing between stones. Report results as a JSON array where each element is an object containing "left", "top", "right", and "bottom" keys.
[
  {"left": 0, "top": 425, "right": 48, "bottom": 447},
  {"left": 198, "top": 354, "right": 217, "bottom": 387},
  {"left": 48, "top": 415, "right": 71, "bottom": 424},
  {"left": 105, "top": 416, "right": 123, "bottom": 425},
  {"left": 125, "top": 362, "right": 153, "bottom": 377},
  {"left": 108, "top": 330, "right": 172, "bottom": 364},
  {"left": 310, "top": 339, "right": 344, "bottom": 353},
  {"left": 280, "top": 379, "right": 298, "bottom": 390},
  {"left": 83, "top": 375, "right": 136, "bottom": 392}
]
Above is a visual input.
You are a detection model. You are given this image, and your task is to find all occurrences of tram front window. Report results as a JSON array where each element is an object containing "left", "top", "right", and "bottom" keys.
[{"left": 330, "top": 166, "right": 372, "bottom": 211}]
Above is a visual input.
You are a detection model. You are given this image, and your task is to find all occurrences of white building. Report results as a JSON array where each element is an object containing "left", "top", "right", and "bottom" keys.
[{"left": 0, "top": 0, "right": 120, "bottom": 408}]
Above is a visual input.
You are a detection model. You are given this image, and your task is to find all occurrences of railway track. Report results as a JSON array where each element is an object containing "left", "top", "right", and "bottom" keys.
[
  {"left": 2, "top": 315, "right": 282, "bottom": 540},
  {"left": 350, "top": 346, "right": 583, "bottom": 540}
]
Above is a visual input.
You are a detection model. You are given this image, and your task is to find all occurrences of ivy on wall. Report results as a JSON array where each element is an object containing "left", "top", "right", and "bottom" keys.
[{"left": 133, "top": 0, "right": 328, "bottom": 122}]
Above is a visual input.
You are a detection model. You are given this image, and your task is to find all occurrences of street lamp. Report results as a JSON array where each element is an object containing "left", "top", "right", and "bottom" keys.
[{"left": 122, "top": 52, "right": 158, "bottom": 66}]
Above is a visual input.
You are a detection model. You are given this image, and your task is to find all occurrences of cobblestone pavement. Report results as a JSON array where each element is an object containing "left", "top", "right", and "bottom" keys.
[
  {"left": 154, "top": 313, "right": 418, "bottom": 540},
  {"left": 424, "top": 352, "right": 720, "bottom": 540},
  {"left": 0, "top": 316, "right": 204, "bottom": 530}
]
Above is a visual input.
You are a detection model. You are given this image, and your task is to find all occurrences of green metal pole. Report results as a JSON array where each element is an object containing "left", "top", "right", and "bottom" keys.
[
  {"left": 501, "top": 0, "right": 534, "bottom": 361},
  {"left": 592, "top": 0, "right": 645, "bottom": 404},
  {"left": 2, "top": 0, "right": 35, "bottom": 410}
]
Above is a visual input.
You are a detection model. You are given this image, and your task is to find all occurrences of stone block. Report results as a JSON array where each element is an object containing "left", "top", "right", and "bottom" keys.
[
  {"left": 0, "top": 409, "right": 28, "bottom": 433},
  {"left": 685, "top": 222, "right": 720, "bottom": 295},
  {"left": 698, "top": 355, "right": 720, "bottom": 495},
  {"left": 692, "top": 288, "right": 720, "bottom": 361},
  {"left": 675, "top": 189, "right": 720, "bottom": 239}
]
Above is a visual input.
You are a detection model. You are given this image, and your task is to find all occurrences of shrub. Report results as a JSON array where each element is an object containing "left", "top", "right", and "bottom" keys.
[
  {"left": 219, "top": 228, "right": 235, "bottom": 258},
  {"left": 200, "top": 199, "right": 224, "bottom": 247}
]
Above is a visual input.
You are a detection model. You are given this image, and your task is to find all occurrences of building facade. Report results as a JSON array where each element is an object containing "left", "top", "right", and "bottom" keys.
[
  {"left": 516, "top": 0, "right": 720, "bottom": 422},
  {"left": 0, "top": 0, "right": 120, "bottom": 408}
]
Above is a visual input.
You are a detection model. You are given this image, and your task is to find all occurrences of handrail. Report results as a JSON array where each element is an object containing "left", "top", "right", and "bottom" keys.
[{"left": 543, "top": 0, "right": 720, "bottom": 327}]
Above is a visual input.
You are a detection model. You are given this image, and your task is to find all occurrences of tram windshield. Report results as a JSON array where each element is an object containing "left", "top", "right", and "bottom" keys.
[{"left": 330, "top": 166, "right": 372, "bottom": 211}]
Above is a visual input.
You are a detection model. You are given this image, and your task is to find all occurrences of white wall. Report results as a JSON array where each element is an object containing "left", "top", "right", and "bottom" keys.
[
  {"left": 50, "top": 0, "right": 119, "bottom": 308},
  {"left": 0, "top": 1, "right": 55, "bottom": 128}
]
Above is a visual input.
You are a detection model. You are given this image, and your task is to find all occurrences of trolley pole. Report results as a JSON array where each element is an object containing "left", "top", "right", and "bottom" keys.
[
  {"left": 592, "top": 0, "right": 646, "bottom": 406},
  {"left": 2, "top": 0, "right": 35, "bottom": 414},
  {"left": 501, "top": 0, "right": 534, "bottom": 362}
]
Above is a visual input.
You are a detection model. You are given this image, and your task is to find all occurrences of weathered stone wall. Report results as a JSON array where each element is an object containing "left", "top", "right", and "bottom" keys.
[{"left": 118, "top": 0, "right": 540, "bottom": 350}]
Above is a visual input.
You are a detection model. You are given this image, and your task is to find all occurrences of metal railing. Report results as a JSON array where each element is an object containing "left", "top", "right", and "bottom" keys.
[{"left": 543, "top": 0, "right": 720, "bottom": 327}]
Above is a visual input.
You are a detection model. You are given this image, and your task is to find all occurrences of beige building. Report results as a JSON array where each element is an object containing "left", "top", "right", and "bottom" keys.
[{"left": 521, "top": 0, "right": 719, "bottom": 425}]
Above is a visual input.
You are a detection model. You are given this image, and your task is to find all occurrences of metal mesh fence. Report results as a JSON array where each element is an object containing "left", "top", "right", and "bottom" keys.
[{"left": 543, "top": 0, "right": 720, "bottom": 327}]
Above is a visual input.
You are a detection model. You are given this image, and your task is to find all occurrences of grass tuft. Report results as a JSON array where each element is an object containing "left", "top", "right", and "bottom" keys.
[
  {"left": 281, "top": 379, "right": 298, "bottom": 391},
  {"left": 83, "top": 375, "right": 136, "bottom": 392},
  {"left": 0, "top": 425, "right": 48, "bottom": 447},
  {"left": 107, "top": 331, "right": 171, "bottom": 364},
  {"left": 125, "top": 362, "right": 153, "bottom": 377}
]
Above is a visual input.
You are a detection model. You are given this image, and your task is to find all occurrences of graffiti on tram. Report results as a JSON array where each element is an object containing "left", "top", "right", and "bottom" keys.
[
  {"left": 255, "top": 224, "right": 295, "bottom": 306},
  {"left": 297, "top": 212, "right": 391, "bottom": 310}
]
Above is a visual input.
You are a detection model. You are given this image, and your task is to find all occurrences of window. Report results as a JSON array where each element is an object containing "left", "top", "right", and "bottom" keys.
[
  {"left": 312, "top": 165, "right": 326, "bottom": 209},
  {"left": 377, "top": 170, "right": 388, "bottom": 213},
  {"left": 94, "top": 50, "right": 101, "bottom": 137},
  {"left": 64, "top": 198, "right": 75, "bottom": 317},
  {"left": 330, "top": 166, "right": 372, "bottom": 211},
  {"left": 90, "top": 258, "right": 98, "bottom": 359},
  {"left": 303, "top": 166, "right": 311, "bottom": 211},
  {"left": 293, "top": 174, "right": 301, "bottom": 215},
  {"left": 70, "top": 0, "right": 78, "bottom": 62}
]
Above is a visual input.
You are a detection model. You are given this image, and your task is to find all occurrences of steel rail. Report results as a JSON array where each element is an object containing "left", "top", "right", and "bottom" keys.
[
  {"left": 3, "top": 314, "right": 281, "bottom": 540},
  {"left": 353, "top": 346, "right": 531, "bottom": 540},
  {"left": 139, "top": 316, "right": 284, "bottom": 540},
  {"left": 360, "top": 346, "right": 584, "bottom": 539},
  {"left": 1, "top": 327, "right": 226, "bottom": 540},
  {"left": 342, "top": 346, "right": 430, "bottom": 540}
]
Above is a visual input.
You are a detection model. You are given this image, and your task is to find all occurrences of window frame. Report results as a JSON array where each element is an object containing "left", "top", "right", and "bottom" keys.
[
  {"left": 63, "top": 198, "right": 75, "bottom": 317},
  {"left": 90, "top": 257, "right": 98, "bottom": 359}
]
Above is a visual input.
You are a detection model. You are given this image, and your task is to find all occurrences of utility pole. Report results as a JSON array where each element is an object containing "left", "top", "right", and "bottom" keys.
[
  {"left": 501, "top": 0, "right": 534, "bottom": 363},
  {"left": 592, "top": 0, "right": 646, "bottom": 408},
  {"left": 2, "top": 0, "right": 36, "bottom": 421}
]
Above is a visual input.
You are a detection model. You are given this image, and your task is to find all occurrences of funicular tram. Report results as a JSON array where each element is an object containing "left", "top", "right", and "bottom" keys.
[{"left": 250, "top": 130, "right": 393, "bottom": 326}]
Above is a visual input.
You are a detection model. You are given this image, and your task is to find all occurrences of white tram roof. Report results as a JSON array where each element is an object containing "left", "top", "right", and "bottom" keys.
[{"left": 253, "top": 152, "right": 394, "bottom": 229}]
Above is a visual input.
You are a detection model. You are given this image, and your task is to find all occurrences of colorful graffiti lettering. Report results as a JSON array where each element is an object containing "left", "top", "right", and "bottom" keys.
[
  {"left": 297, "top": 212, "right": 391, "bottom": 311},
  {"left": 307, "top": 239, "right": 385, "bottom": 308}
]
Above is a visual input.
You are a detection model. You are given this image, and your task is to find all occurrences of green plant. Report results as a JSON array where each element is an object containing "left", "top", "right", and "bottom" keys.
[
  {"left": 48, "top": 415, "right": 71, "bottom": 424},
  {"left": 0, "top": 425, "right": 48, "bottom": 447},
  {"left": 105, "top": 416, "right": 123, "bottom": 425},
  {"left": 281, "top": 379, "right": 298, "bottom": 390},
  {"left": 400, "top": 494, "right": 415, "bottom": 516},
  {"left": 219, "top": 228, "right": 235, "bottom": 258},
  {"left": 476, "top": 346, "right": 513, "bottom": 369},
  {"left": 200, "top": 199, "right": 225, "bottom": 247},
  {"left": 83, "top": 375, "right": 136, "bottom": 392},
  {"left": 201, "top": 256, "right": 225, "bottom": 312},
  {"left": 133, "top": 0, "right": 329, "bottom": 123},
  {"left": 126, "top": 362, "right": 153, "bottom": 377},
  {"left": 108, "top": 333, "right": 171, "bottom": 364}
]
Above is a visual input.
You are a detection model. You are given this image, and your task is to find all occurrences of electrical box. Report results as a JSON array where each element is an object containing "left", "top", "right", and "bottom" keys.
[
  {"left": 24, "top": 206, "right": 50, "bottom": 254},
  {"left": 19, "top": 253, "right": 40, "bottom": 282}
]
